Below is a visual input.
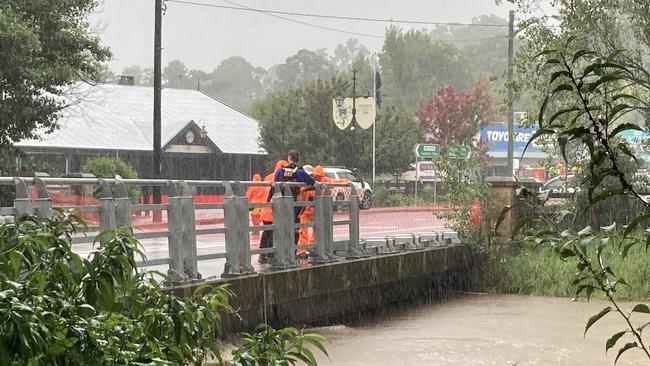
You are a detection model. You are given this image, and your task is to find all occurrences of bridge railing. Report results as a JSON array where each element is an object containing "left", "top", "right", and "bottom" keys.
[{"left": 0, "top": 177, "right": 459, "bottom": 283}]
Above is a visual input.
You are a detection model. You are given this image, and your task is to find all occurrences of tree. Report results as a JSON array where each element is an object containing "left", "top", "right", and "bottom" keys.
[
  {"left": 332, "top": 38, "right": 370, "bottom": 71},
  {"left": 429, "top": 15, "right": 511, "bottom": 82},
  {"left": 0, "top": 0, "right": 110, "bottom": 149},
  {"left": 505, "top": 0, "right": 650, "bottom": 124},
  {"left": 380, "top": 26, "right": 469, "bottom": 109},
  {"left": 251, "top": 75, "right": 417, "bottom": 175},
  {"left": 415, "top": 77, "right": 496, "bottom": 148},
  {"left": 205, "top": 56, "right": 266, "bottom": 112},
  {"left": 360, "top": 106, "right": 420, "bottom": 174},
  {"left": 163, "top": 59, "right": 190, "bottom": 88},
  {"left": 272, "top": 49, "right": 337, "bottom": 90}
]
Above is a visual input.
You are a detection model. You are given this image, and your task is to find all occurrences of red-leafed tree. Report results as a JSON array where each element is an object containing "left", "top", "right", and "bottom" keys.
[{"left": 415, "top": 77, "right": 496, "bottom": 149}]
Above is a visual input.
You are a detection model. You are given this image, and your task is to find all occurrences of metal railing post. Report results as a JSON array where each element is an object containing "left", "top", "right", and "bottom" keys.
[
  {"left": 97, "top": 179, "right": 116, "bottom": 245},
  {"left": 166, "top": 180, "right": 188, "bottom": 282},
  {"left": 271, "top": 183, "right": 298, "bottom": 269},
  {"left": 222, "top": 181, "right": 255, "bottom": 277},
  {"left": 311, "top": 183, "right": 337, "bottom": 263},
  {"left": 33, "top": 178, "right": 52, "bottom": 218},
  {"left": 13, "top": 177, "right": 33, "bottom": 216},
  {"left": 345, "top": 182, "right": 368, "bottom": 259},
  {"left": 114, "top": 180, "right": 132, "bottom": 227},
  {"left": 177, "top": 180, "right": 200, "bottom": 279},
  {"left": 234, "top": 181, "right": 254, "bottom": 273}
]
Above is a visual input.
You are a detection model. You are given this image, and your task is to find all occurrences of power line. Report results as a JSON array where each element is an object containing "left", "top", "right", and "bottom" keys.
[
  {"left": 166, "top": 0, "right": 509, "bottom": 28},
  {"left": 222, "top": 0, "right": 384, "bottom": 38},
  {"left": 169, "top": 0, "right": 383, "bottom": 39}
]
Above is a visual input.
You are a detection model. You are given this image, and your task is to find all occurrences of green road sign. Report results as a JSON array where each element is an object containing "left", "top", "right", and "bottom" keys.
[
  {"left": 447, "top": 145, "right": 470, "bottom": 159},
  {"left": 413, "top": 143, "right": 440, "bottom": 158}
]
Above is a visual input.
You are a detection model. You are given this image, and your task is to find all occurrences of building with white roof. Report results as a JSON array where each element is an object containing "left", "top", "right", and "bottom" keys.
[{"left": 14, "top": 83, "right": 267, "bottom": 180}]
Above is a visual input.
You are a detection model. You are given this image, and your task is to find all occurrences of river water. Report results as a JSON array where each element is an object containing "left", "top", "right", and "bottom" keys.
[{"left": 314, "top": 294, "right": 648, "bottom": 365}]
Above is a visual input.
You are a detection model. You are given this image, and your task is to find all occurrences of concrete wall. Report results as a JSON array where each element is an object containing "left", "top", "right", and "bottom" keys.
[{"left": 169, "top": 244, "right": 474, "bottom": 334}]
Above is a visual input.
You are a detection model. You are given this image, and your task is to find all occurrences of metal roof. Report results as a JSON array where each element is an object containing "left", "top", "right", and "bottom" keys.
[{"left": 16, "top": 83, "right": 266, "bottom": 155}]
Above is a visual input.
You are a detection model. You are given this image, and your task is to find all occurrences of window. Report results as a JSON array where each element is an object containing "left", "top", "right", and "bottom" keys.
[{"left": 343, "top": 172, "right": 359, "bottom": 182}]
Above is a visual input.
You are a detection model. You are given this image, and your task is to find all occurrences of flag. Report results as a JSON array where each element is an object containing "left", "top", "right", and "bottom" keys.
[{"left": 375, "top": 70, "right": 382, "bottom": 108}]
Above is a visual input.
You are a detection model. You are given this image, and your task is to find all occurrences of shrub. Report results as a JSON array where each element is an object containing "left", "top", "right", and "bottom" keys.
[
  {"left": 0, "top": 212, "right": 328, "bottom": 365},
  {"left": 82, "top": 156, "right": 141, "bottom": 202},
  {"left": 0, "top": 211, "right": 234, "bottom": 365}
]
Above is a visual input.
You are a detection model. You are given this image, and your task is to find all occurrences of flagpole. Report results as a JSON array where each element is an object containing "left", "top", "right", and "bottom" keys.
[{"left": 372, "top": 53, "right": 377, "bottom": 185}]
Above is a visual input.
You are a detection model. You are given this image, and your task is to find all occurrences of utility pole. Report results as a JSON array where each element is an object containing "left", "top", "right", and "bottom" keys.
[
  {"left": 153, "top": 0, "right": 163, "bottom": 213},
  {"left": 351, "top": 68, "right": 357, "bottom": 169},
  {"left": 506, "top": 10, "right": 515, "bottom": 177},
  {"left": 372, "top": 54, "right": 377, "bottom": 184}
]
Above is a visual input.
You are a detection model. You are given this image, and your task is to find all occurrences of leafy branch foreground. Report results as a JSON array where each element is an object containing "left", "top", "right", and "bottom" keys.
[
  {"left": 499, "top": 38, "right": 650, "bottom": 364},
  {"left": 0, "top": 211, "right": 327, "bottom": 365}
]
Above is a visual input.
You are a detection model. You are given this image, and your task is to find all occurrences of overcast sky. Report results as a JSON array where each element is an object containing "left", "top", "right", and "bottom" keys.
[{"left": 90, "top": 0, "right": 527, "bottom": 72}]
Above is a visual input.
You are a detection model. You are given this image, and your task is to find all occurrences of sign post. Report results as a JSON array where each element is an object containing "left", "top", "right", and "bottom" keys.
[
  {"left": 447, "top": 145, "right": 470, "bottom": 159},
  {"left": 413, "top": 143, "right": 440, "bottom": 159},
  {"left": 413, "top": 144, "right": 439, "bottom": 204}
]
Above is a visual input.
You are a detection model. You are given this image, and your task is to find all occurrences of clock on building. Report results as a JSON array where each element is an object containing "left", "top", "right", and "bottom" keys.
[{"left": 185, "top": 130, "right": 195, "bottom": 144}]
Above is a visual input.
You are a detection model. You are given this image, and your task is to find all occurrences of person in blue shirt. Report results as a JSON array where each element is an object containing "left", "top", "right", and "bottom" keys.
[
  {"left": 273, "top": 149, "right": 315, "bottom": 190},
  {"left": 272, "top": 149, "right": 315, "bottom": 248}
]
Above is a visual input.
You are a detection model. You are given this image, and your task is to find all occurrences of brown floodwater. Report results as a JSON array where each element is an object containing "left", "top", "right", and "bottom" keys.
[{"left": 313, "top": 294, "right": 649, "bottom": 366}]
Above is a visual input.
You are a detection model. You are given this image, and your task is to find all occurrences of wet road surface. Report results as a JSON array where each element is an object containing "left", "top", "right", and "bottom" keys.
[{"left": 314, "top": 294, "right": 648, "bottom": 366}]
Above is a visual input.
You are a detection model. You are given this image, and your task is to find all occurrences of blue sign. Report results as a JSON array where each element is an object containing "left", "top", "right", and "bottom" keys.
[
  {"left": 480, "top": 124, "right": 543, "bottom": 155},
  {"left": 619, "top": 129, "right": 648, "bottom": 144}
]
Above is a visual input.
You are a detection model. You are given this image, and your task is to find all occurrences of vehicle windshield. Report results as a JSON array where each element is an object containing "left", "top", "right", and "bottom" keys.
[
  {"left": 543, "top": 177, "right": 565, "bottom": 190},
  {"left": 342, "top": 172, "right": 360, "bottom": 182}
]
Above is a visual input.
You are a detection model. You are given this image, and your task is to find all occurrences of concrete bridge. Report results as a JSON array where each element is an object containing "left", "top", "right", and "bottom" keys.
[{"left": 0, "top": 177, "right": 473, "bottom": 330}]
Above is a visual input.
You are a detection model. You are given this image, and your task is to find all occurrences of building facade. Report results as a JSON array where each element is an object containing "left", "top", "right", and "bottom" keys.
[{"left": 13, "top": 83, "right": 267, "bottom": 181}]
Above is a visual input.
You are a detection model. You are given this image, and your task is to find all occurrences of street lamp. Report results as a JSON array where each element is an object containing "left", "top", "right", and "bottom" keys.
[
  {"left": 336, "top": 69, "right": 359, "bottom": 169},
  {"left": 199, "top": 125, "right": 208, "bottom": 140},
  {"left": 334, "top": 94, "right": 344, "bottom": 108}
]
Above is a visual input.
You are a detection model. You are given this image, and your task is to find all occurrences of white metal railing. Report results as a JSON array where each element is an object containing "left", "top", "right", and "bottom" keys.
[{"left": 0, "top": 177, "right": 460, "bottom": 282}]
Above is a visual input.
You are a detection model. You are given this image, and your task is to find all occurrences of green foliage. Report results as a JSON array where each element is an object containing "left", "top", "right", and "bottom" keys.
[
  {"left": 504, "top": 38, "right": 650, "bottom": 362},
  {"left": 488, "top": 243, "right": 650, "bottom": 300},
  {"left": 0, "top": 212, "right": 234, "bottom": 365},
  {"left": 0, "top": 0, "right": 111, "bottom": 149},
  {"left": 229, "top": 325, "right": 328, "bottom": 366},
  {"left": 371, "top": 186, "right": 434, "bottom": 207},
  {"left": 82, "top": 156, "right": 138, "bottom": 180},
  {"left": 82, "top": 156, "right": 140, "bottom": 202},
  {"left": 380, "top": 26, "right": 469, "bottom": 109},
  {"left": 116, "top": 23, "right": 511, "bottom": 115},
  {"left": 0, "top": 212, "right": 328, "bottom": 365},
  {"left": 434, "top": 148, "right": 490, "bottom": 246}
]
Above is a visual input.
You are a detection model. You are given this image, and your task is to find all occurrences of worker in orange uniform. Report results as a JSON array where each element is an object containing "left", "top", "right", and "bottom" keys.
[
  {"left": 258, "top": 160, "right": 288, "bottom": 264},
  {"left": 246, "top": 173, "right": 266, "bottom": 238},
  {"left": 296, "top": 165, "right": 331, "bottom": 258},
  {"left": 296, "top": 165, "right": 315, "bottom": 257}
]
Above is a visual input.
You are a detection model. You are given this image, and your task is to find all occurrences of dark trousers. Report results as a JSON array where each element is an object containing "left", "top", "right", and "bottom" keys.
[{"left": 260, "top": 220, "right": 273, "bottom": 249}]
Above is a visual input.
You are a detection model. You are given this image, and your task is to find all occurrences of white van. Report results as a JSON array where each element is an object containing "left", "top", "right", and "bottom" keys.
[{"left": 323, "top": 167, "right": 372, "bottom": 209}]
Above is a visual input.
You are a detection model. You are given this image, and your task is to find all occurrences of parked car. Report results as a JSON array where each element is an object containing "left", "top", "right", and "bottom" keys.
[
  {"left": 323, "top": 167, "right": 373, "bottom": 209},
  {"left": 539, "top": 175, "right": 579, "bottom": 194}
]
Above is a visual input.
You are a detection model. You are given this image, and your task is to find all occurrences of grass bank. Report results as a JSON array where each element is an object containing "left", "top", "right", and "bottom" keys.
[{"left": 485, "top": 243, "right": 650, "bottom": 301}]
